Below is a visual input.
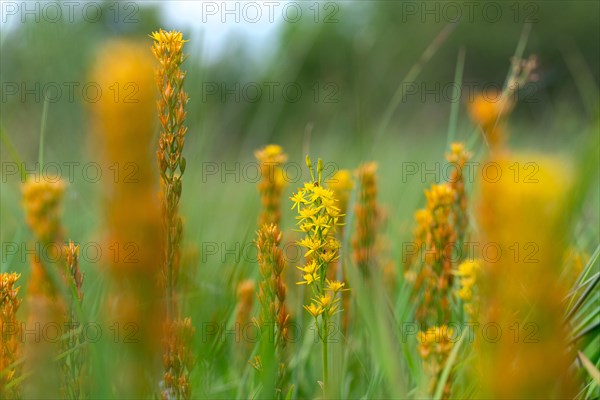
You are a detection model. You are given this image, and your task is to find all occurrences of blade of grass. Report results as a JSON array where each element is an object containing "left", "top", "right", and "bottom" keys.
[
  {"left": 571, "top": 320, "right": 600, "bottom": 345},
  {"left": 565, "top": 273, "right": 600, "bottom": 322},
  {"left": 578, "top": 351, "right": 600, "bottom": 387},
  {"left": 564, "top": 244, "right": 600, "bottom": 307},
  {"left": 433, "top": 327, "right": 466, "bottom": 400},
  {"left": 561, "top": 41, "right": 600, "bottom": 117},
  {"left": 0, "top": 125, "right": 25, "bottom": 181},
  {"left": 39, "top": 95, "right": 49, "bottom": 167},
  {"left": 374, "top": 23, "right": 457, "bottom": 148},
  {"left": 446, "top": 46, "right": 466, "bottom": 147}
]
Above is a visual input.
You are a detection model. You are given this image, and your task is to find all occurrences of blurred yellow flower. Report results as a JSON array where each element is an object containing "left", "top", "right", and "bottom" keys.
[
  {"left": 476, "top": 152, "right": 577, "bottom": 398},
  {"left": 255, "top": 144, "right": 287, "bottom": 226}
]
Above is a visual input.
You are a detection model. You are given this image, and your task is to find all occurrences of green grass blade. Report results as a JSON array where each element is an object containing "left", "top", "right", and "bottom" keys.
[
  {"left": 578, "top": 351, "right": 600, "bottom": 387},
  {"left": 0, "top": 125, "right": 25, "bottom": 181},
  {"left": 38, "top": 95, "right": 49, "bottom": 167},
  {"left": 446, "top": 46, "right": 466, "bottom": 147},
  {"left": 375, "top": 23, "right": 457, "bottom": 145},
  {"left": 433, "top": 327, "right": 466, "bottom": 400}
]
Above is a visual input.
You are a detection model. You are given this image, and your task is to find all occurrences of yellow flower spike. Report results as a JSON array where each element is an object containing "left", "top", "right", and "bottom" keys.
[
  {"left": 352, "top": 162, "right": 384, "bottom": 279},
  {"left": 255, "top": 144, "right": 287, "bottom": 226},
  {"left": 403, "top": 144, "right": 477, "bottom": 399},
  {"left": 21, "top": 178, "right": 67, "bottom": 244},
  {"left": 476, "top": 152, "right": 576, "bottom": 399},
  {"left": 327, "top": 170, "right": 353, "bottom": 226},
  {"left": 293, "top": 156, "right": 347, "bottom": 392},
  {"left": 92, "top": 37, "right": 164, "bottom": 397},
  {"left": 152, "top": 29, "right": 195, "bottom": 400},
  {"left": 255, "top": 224, "right": 289, "bottom": 355},
  {"left": 1, "top": 272, "right": 22, "bottom": 398}
]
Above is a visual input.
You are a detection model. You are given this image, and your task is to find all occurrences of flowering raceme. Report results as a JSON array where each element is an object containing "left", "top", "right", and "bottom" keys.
[
  {"left": 455, "top": 259, "right": 481, "bottom": 321},
  {"left": 417, "top": 325, "right": 455, "bottom": 388},
  {"left": 91, "top": 38, "right": 163, "bottom": 396},
  {"left": 255, "top": 144, "right": 288, "bottom": 227},
  {"left": 61, "top": 241, "right": 86, "bottom": 398},
  {"left": 256, "top": 224, "right": 289, "bottom": 348},
  {"left": 445, "top": 143, "right": 471, "bottom": 244},
  {"left": 255, "top": 223, "right": 290, "bottom": 397},
  {"left": 1, "top": 272, "right": 22, "bottom": 398},
  {"left": 476, "top": 152, "right": 577, "bottom": 398},
  {"left": 404, "top": 142, "right": 475, "bottom": 399},
  {"left": 21, "top": 177, "right": 67, "bottom": 398},
  {"left": 353, "top": 162, "right": 381, "bottom": 278},
  {"left": 21, "top": 178, "right": 66, "bottom": 244},
  {"left": 292, "top": 156, "right": 347, "bottom": 392},
  {"left": 235, "top": 279, "right": 256, "bottom": 359},
  {"left": 327, "top": 169, "right": 353, "bottom": 230},
  {"left": 152, "top": 29, "right": 190, "bottom": 308},
  {"left": 151, "top": 29, "right": 196, "bottom": 400}
]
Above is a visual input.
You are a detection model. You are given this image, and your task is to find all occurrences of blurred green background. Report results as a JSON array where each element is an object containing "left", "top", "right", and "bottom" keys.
[
  {"left": 1, "top": 0, "right": 598, "bottom": 157},
  {"left": 2, "top": 0, "right": 598, "bottom": 269}
]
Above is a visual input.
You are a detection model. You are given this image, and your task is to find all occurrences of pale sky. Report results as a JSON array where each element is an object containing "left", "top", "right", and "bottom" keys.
[{"left": 157, "top": 1, "right": 286, "bottom": 64}]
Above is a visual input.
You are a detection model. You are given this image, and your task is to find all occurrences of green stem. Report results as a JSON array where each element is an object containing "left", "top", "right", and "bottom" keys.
[{"left": 321, "top": 315, "right": 329, "bottom": 397}]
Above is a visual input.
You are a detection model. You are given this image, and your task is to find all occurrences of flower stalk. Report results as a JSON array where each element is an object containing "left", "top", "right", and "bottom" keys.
[
  {"left": 291, "top": 156, "right": 347, "bottom": 394},
  {"left": 152, "top": 29, "right": 195, "bottom": 400},
  {"left": 152, "top": 29, "right": 189, "bottom": 317}
]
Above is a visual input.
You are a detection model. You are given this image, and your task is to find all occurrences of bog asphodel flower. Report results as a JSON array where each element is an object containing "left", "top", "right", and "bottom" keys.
[
  {"left": 255, "top": 144, "right": 288, "bottom": 227},
  {"left": 152, "top": 29, "right": 195, "bottom": 400},
  {"left": 162, "top": 317, "right": 195, "bottom": 400},
  {"left": 404, "top": 208, "right": 432, "bottom": 285},
  {"left": 92, "top": 38, "right": 163, "bottom": 396},
  {"left": 292, "top": 156, "right": 347, "bottom": 392},
  {"left": 352, "top": 162, "right": 381, "bottom": 277},
  {"left": 445, "top": 142, "right": 471, "bottom": 242},
  {"left": 61, "top": 241, "right": 86, "bottom": 399},
  {"left": 325, "top": 169, "right": 353, "bottom": 285},
  {"left": 21, "top": 176, "right": 67, "bottom": 398},
  {"left": 476, "top": 152, "right": 576, "bottom": 398},
  {"left": 235, "top": 279, "right": 255, "bottom": 358},
  {"left": 21, "top": 178, "right": 66, "bottom": 244},
  {"left": 1, "top": 272, "right": 22, "bottom": 398},
  {"left": 327, "top": 169, "right": 353, "bottom": 229},
  {"left": 236, "top": 279, "right": 255, "bottom": 330},
  {"left": 152, "top": 28, "right": 190, "bottom": 310},
  {"left": 417, "top": 325, "right": 455, "bottom": 398},
  {"left": 292, "top": 159, "right": 343, "bottom": 292},
  {"left": 454, "top": 259, "right": 481, "bottom": 320},
  {"left": 406, "top": 177, "right": 460, "bottom": 399},
  {"left": 256, "top": 224, "right": 290, "bottom": 348},
  {"left": 414, "top": 182, "right": 457, "bottom": 327}
]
